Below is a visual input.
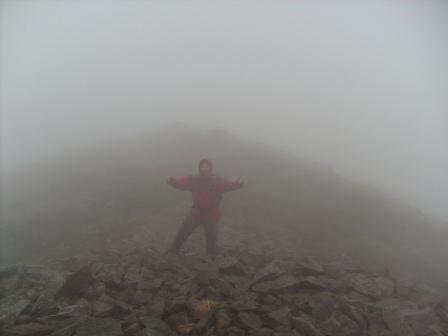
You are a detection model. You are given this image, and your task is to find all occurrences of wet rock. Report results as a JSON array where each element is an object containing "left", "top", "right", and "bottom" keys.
[
  {"left": 299, "top": 276, "right": 340, "bottom": 291},
  {"left": 262, "top": 294, "right": 277, "bottom": 306},
  {"left": 365, "top": 311, "right": 386, "bottom": 336},
  {"left": 3, "top": 322, "right": 52, "bottom": 336},
  {"left": 23, "top": 293, "right": 58, "bottom": 318},
  {"left": 84, "top": 281, "right": 106, "bottom": 300},
  {"left": 91, "top": 263, "right": 125, "bottom": 288},
  {"left": 137, "top": 279, "right": 163, "bottom": 292},
  {"left": 309, "top": 293, "right": 338, "bottom": 322},
  {"left": 123, "top": 265, "right": 142, "bottom": 287},
  {"left": 165, "top": 297, "right": 189, "bottom": 315},
  {"left": 46, "top": 322, "right": 80, "bottom": 336},
  {"left": 74, "top": 318, "right": 124, "bottom": 336},
  {"left": 0, "top": 274, "right": 20, "bottom": 297},
  {"left": 227, "top": 326, "right": 246, "bottom": 336},
  {"left": 248, "top": 328, "right": 273, "bottom": 336},
  {"left": 156, "top": 259, "right": 184, "bottom": 274},
  {"left": 401, "top": 307, "right": 436, "bottom": 336},
  {"left": 251, "top": 274, "right": 300, "bottom": 294},
  {"left": 237, "top": 311, "right": 263, "bottom": 329},
  {"left": 0, "top": 295, "right": 30, "bottom": 326},
  {"left": 91, "top": 295, "right": 114, "bottom": 317},
  {"left": 218, "top": 256, "right": 249, "bottom": 276},
  {"left": 295, "top": 256, "right": 324, "bottom": 275},
  {"left": 252, "top": 261, "right": 291, "bottom": 284},
  {"left": 55, "top": 266, "right": 95, "bottom": 300},
  {"left": 401, "top": 307, "right": 433, "bottom": 325},
  {"left": 319, "top": 310, "right": 361, "bottom": 336},
  {"left": 189, "top": 299, "right": 219, "bottom": 320},
  {"left": 134, "top": 291, "right": 153, "bottom": 305},
  {"left": 194, "top": 310, "right": 214, "bottom": 333},
  {"left": 215, "top": 309, "right": 232, "bottom": 330},
  {"left": 145, "top": 297, "right": 165, "bottom": 318},
  {"left": 139, "top": 316, "right": 170, "bottom": 334},
  {"left": 264, "top": 308, "right": 291, "bottom": 328},
  {"left": 123, "top": 322, "right": 140, "bottom": 335},
  {"left": 349, "top": 274, "right": 394, "bottom": 300},
  {"left": 395, "top": 276, "right": 417, "bottom": 297},
  {"left": 167, "top": 312, "right": 192, "bottom": 335},
  {"left": 291, "top": 316, "right": 320, "bottom": 336},
  {"left": 140, "top": 329, "right": 166, "bottom": 336},
  {"left": 99, "top": 300, "right": 131, "bottom": 319},
  {"left": 0, "top": 265, "right": 20, "bottom": 278},
  {"left": 194, "top": 262, "right": 219, "bottom": 286},
  {"left": 323, "top": 262, "right": 343, "bottom": 279},
  {"left": 231, "top": 292, "right": 260, "bottom": 311},
  {"left": 383, "top": 308, "right": 416, "bottom": 336}
]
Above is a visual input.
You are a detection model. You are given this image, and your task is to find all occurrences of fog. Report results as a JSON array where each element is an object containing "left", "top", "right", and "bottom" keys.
[{"left": 1, "top": 0, "right": 447, "bottom": 220}]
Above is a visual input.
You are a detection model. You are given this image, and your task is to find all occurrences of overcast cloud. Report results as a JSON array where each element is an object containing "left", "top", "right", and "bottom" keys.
[{"left": 1, "top": 0, "right": 447, "bottom": 220}]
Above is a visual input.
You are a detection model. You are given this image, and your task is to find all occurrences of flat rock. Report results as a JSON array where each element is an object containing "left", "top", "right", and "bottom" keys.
[
  {"left": 3, "top": 323, "right": 52, "bottom": 336},
  {"left": 295, "top": 256, "right": 324, "bottom": 275},
  {"left": 252, "top": 260, "right": 292, "bottom": 284},
  {"left": 74, "top": 318, "right": 124, "bottom": 336},
  {"left": 291, "top": 316, "right": 320, "bottom": 336},
  {"left": 215, "top": 309, "right": 232, "bottom": 330},
  {"left": 251, "top": 274, "right": 300, "bottom": 294},
  {"left": 264, "top": 308, "right": 291, "bottom": 327},
  {"left": 218, "top": 256, "right": 249, "bottom": 276},
  {"left": 238, "top": 311, "right": 263, "bottom": 329},
  {"left": 139, "top": 316, "right": 170, "bottom": 334},
  {"left": 349, "top": 274, "right": 394, "bottom": 300}
]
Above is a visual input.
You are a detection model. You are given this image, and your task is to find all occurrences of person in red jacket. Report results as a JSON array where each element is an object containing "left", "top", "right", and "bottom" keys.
[{"left": 166, "top": 158, "right": 244, "bottom": 255}]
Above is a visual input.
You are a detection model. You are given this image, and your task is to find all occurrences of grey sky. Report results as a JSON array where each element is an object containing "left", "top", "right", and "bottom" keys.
[{"left": 1, "top": 0, "right": 447, "bottom": 220}]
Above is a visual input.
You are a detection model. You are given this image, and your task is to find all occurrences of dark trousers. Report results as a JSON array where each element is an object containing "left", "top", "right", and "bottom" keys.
[{"left": 168, "top": 215, "right": 217, "bottom": 255}]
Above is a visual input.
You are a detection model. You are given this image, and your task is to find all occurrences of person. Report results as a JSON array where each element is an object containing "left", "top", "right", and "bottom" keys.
[{"left": 166, "top": 158, "right": 244, "bottom": 255}]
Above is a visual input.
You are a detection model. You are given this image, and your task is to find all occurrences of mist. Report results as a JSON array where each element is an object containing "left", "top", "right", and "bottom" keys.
[{"left": 1, "top": 0, "right": 447, "bottom": 221}]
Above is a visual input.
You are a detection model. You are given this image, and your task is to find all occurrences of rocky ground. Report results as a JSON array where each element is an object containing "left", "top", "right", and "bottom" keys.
[{"left": 1, "top": 240, "right": 448, "bottom": 336}]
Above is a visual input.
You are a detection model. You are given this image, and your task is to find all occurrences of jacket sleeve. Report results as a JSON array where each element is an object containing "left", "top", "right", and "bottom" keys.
[
  {"left": 167, "top": 175, "right": 195, "bottom": 191},
  {"left": 215, "top": 176, "right": 244, "bottom": 193}
]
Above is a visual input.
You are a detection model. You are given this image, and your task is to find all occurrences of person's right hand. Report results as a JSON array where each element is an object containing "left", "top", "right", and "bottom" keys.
[{"left": 166, "top": 176, "right": 173, "bottom": 184}]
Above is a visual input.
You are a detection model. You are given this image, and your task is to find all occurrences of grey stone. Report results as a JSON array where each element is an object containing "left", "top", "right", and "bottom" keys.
[
  {"left": 238, "top": 311, "right": 263, "bottom": 329},
  {"left": 3, "top": 323, "right": 52, "bottom": 336},
  {"left": 264, "top": 308, "right": 291, "bottom": 327},
  {"left": 291, "top": 316, "right": 320, "bottom": 336},
  {"left": 251, "top": 275, "right": 300, "bottom": 294},
  {"left": 55, "top": 266, "right": 95, "bottom": 300},
  {"left": 349, "top": 274, "right": 394, "bottom": 300},
  {"left": 73, "top": 318, "right": 124, "bottom": 336}
]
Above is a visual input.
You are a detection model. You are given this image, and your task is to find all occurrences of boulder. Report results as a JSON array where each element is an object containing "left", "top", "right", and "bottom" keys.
[{"left": 55, "top": 266, "right": 95, "bottom": 300}]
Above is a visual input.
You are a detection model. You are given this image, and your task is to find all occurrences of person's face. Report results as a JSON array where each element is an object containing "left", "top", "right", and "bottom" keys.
[{"left": 199, "top": 163, "right": 211, "bottom": 175}]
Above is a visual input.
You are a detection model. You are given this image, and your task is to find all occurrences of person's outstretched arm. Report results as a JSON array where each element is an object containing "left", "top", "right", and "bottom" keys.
[
  {"left": 215, "top": 176, "right": 244, "bottom": 192},
  {"left": 166, "top": 175, "right": 195, "bottom": 191}
]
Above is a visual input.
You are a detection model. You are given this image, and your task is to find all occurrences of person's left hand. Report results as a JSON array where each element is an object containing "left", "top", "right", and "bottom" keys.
[{"left": 236, "top": 177, "right": 244, "bottom": 187}]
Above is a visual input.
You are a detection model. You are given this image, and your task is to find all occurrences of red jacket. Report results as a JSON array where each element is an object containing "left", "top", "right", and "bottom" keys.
[{"left": 167, "top": 159, "right": 243, "bottom": 223}]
